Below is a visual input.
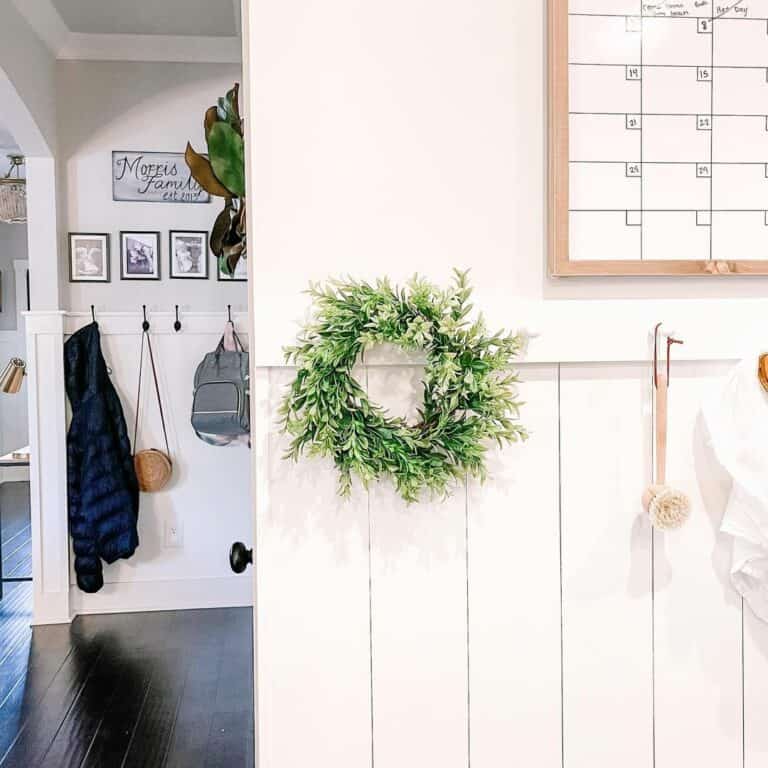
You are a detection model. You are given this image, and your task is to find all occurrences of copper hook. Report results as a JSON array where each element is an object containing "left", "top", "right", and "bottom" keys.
[{"left": 666, "top": 334, "right": 684, "bottom": 382}]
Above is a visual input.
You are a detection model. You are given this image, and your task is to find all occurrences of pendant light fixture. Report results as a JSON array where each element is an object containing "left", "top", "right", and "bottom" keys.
[
  {"left": 0, "top": 357, "right": 26, "bottom": 394},
  {"left": 0, "top": 155, "right": 26, "bottom": 224}
]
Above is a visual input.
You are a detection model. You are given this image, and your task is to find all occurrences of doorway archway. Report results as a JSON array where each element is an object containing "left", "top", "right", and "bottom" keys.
[{"left": 0, "top": 64, "right": 69, "bottom": 625}]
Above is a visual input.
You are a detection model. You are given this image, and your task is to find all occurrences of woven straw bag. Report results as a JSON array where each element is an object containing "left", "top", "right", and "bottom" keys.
[
  {"left": 133, "top": 320, "right": 172, "bottom": 492},
  {"left": 135, "top": 448, "right": 172, "bottom": 493}
]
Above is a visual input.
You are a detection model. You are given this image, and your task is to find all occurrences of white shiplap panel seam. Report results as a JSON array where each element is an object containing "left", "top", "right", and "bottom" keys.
[
  {"left": 365, "top": 367, "right": 376, "bottom": 768},
  {"left": 557, "top": 363, "right": 565, "bottom": 768},
  {"left": 742, "top": 599, "right": 745, "bottom": 768},
  {"left": 651, "top": 371, "right": 657, "bottom": 768},
  {"left": 465, "top": 472, "right": 471, "bottom": 768}
]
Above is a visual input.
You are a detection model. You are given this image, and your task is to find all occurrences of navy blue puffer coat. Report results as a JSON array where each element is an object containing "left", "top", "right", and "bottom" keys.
[{"left": 65, "top": 322, "right": 139, "bottom": 593}]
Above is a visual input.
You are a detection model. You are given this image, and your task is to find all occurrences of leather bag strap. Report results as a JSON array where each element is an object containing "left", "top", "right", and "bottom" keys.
[{"left": 133, "top": 328, "right": 171, "bottom": 460}]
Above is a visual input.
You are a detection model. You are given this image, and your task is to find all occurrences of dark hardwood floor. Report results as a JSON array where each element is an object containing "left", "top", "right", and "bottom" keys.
[
  {"left": 0, "top": 485, "right": 255, "bottom": 767},
  {"left": 0, "top": 482, "right": 32, "bottom": 596}
]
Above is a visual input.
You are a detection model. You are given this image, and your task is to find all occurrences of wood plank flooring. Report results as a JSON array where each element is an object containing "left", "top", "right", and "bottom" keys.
[
  {"left": 1, "top": 482, "right": 32, "bottom": 594},
  {"left": 0, "top": 605, "right": 254, "bottom": 768},
  {"left": 0, "top": 482, "right": 254, "bottom": 766}
]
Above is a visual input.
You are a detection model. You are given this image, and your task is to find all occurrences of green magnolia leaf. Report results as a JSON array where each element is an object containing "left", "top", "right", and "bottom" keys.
[
  {"left": 184, "top": 142, "right": 232, "bottom": 198},
  {"left": 226, "top": 84, "right": 242, "bottom": 135},
  {"left": 215, "top": 84, "right": 242, "bottom": 135},
  {"left": 207, "top": 122, "right": 245, "bottom": 198},
  {"left": 210, "top": 199, "right": 233, "bottom": 257},
  {"left": 218, "top": 253, "right": 234, "bottom": 276}
]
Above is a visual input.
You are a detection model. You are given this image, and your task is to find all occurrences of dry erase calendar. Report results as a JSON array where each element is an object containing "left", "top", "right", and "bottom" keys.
[{"left": 549, "top": 0, "right": 768, "bottom": 275}]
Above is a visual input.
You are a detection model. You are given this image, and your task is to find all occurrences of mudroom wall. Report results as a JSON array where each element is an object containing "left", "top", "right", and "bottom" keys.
[{"left": 54, "top": 60, "right": 252, "bottom": 615}]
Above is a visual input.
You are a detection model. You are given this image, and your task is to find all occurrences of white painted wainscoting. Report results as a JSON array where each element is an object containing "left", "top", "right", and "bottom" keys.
[
  {"left": 65, "top": 312, "right": 255, "bottom": 616},
  {"left": 25, "top": 311, "right": 254, "bottom": 623},
  {"left": 252, "top": 353, "right": 768, "bottom": 768}
]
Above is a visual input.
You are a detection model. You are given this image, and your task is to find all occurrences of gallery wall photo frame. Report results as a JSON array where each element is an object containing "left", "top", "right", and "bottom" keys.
[
  {"left": 169, "top": 230, "right": 210, "bottom": 279},
  {"left": 120, "top": 231, "right": 161, "bottom": 280},
  {"left": 548, "top": 0, "right": 768, "bottom": 276},
  {"left": 69, "top": 233, "right": 111, "bottom": 283}
]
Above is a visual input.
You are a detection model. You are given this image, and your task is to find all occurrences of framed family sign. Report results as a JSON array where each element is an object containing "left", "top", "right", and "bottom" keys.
[
  {"left": 112, "top": 151, "right": 210, "bottom": 204},
  {"left": 549, "top": 0, "right": 768, "bottom": 276}
]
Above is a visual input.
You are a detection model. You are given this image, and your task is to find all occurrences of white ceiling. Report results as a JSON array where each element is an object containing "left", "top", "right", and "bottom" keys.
[
  {"left": 11, "top": 0, "right": 242, "bottom": 63},
  {"left": 0, "top": 125, "right": 19, "bottom": 151},
  {"left": 50, "top": 0, "right": 238, "bottom": 37}
]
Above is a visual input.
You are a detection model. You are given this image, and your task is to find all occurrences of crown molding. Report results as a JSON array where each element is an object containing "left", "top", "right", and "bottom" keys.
[{"left": 58, "top": 33, "right": 242, "bottom": 64}]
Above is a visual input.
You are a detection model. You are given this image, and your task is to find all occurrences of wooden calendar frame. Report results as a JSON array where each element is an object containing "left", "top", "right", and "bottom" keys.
[{"left": 548, "top": 0, "right": 768, "bottom": 277}]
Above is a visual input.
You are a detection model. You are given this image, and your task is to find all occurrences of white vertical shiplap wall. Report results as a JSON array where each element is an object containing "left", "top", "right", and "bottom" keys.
[
  {"left": 253, "top": 358, "right": 762, "bottom": 768},
  {"left": 560, "top": 363, "right": 653, "bottom": 768},
  {"left": 241, "top": 1, "right": 768, "bottom": 764}
]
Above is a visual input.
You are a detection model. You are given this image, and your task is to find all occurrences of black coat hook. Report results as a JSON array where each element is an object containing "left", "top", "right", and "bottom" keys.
[
  {"left": 174, "top": 305, "right": 181, "bottom": 332},
  {"left": 227, "top": 304, "right": 232, "bottom": 324},
  {"left": 142, "top": 305, "right": 150, "bottom": 332},
  {"left": 91, "top": 305, "right": 96, "bottom": 323}
]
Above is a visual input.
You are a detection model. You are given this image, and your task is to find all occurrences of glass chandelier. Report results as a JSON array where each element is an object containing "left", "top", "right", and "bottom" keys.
[{"left": 0, "top": 155, "right": 26, "bottom": 224}]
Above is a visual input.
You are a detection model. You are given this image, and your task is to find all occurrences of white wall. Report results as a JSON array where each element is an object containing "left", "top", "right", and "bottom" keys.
[
  {"left": 57, "top": 61, "right": 247, "bottom": 314},
  {"left": 244, "top": 0, "right": 768, "bottom": 766},
  {"left": 246, "top": 1, "right": 768, "bottom": 369},
  {"left": 0, "top": 223, "right": 25, "bottom": 330}
]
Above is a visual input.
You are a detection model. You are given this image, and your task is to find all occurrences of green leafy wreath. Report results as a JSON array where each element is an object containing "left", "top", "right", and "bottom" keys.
[{"left": 280, "top": 271, "right": 528, "bottom": 502}]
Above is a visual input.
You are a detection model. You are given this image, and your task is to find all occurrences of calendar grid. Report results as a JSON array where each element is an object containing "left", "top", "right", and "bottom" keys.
[
  {"left": 709, "top": 2, "right": 715, "bottom": 259},
  {"left": 639, "top": 0, "right": 643, "bottom": 260},
  {"left": 566, "top": 1, "right": 768, "bottom": 264}
]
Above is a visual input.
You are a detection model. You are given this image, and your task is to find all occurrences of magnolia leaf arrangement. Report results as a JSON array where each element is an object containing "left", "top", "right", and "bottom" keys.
[
  {"left": 280, "top": 270, "right": 528, "bottom": 502},
  {"left": 185, "top": 83, "right": 246, "bottom": 277}
]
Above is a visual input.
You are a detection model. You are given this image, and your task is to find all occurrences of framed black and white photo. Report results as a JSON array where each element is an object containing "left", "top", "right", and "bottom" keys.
[
  {"left": 169, "top": 230, "right": 209, "bottom": 279},
  {"left": 120, "top": 231, "right": 161, "bottom": 280},
  {"left": 217, "top": 256, "right": 247, "bottom": 282},
  {"left": 69, "top": 233, "right": 110, "bottom": 282}
]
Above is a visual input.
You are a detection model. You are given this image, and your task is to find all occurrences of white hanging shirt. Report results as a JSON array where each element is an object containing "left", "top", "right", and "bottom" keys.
[{"left": 702, "top": 356, "right": 768, "bottom": 622}]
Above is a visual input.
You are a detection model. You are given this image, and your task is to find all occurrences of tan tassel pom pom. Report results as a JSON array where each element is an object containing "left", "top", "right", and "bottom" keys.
[{"left": 643, "top": 484, "right": 691, "bottom": 530}]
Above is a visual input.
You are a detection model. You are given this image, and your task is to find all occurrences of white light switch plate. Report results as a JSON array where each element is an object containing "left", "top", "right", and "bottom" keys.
[{"left": 164, "top": 519, "right": 184, "bottom": 549}]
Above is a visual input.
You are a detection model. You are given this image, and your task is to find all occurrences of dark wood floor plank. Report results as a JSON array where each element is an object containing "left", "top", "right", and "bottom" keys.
[
  {"left": 2, "top": 538, "right": 32, "bottom": 579},
  {"left": 1, "top": 481, "right": 32, "bottom": 591},
  {"left": 79, "top": 656, "right": 152, "bottom": 768},
  {"left": 204, "top": 711, "right": 253, "bottom": 768},
  {"left": 0, "top": 635, "right": 103, "bottom": 766},
  {"left": 0, "top": 525, "right": 30, "bottom": 554},
  {"left": 164, "top": 645, "right": 225, "bottom": 768},
  {"left": 0, "top": 606, "right": 254, "bottom": 768},
  {"left": 120, "top": 652, "right": 188, "bottom": 768},
  {"left": 0, "top": 484, "right": 30, "bottom": 544},
  {"left": 39, "top": 643, "right": 138, "bottom": 768}
]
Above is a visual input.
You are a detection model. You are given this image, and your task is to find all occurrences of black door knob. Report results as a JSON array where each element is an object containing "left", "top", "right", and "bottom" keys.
[{"left": 229, "top": 542, "right": 253, "bottom": 574}]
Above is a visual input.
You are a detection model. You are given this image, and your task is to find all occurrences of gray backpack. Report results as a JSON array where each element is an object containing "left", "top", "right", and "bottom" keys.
[{"left": 191, "top": 332, "right": 250, "bottom": 445}]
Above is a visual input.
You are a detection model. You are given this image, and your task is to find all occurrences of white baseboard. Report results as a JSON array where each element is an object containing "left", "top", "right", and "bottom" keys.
[
  {"left": 0, "top": 467, "right": 30, "bottom": 485},
  {"left": 69, "top": 575, "right": 253, "bottom": 617}
]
